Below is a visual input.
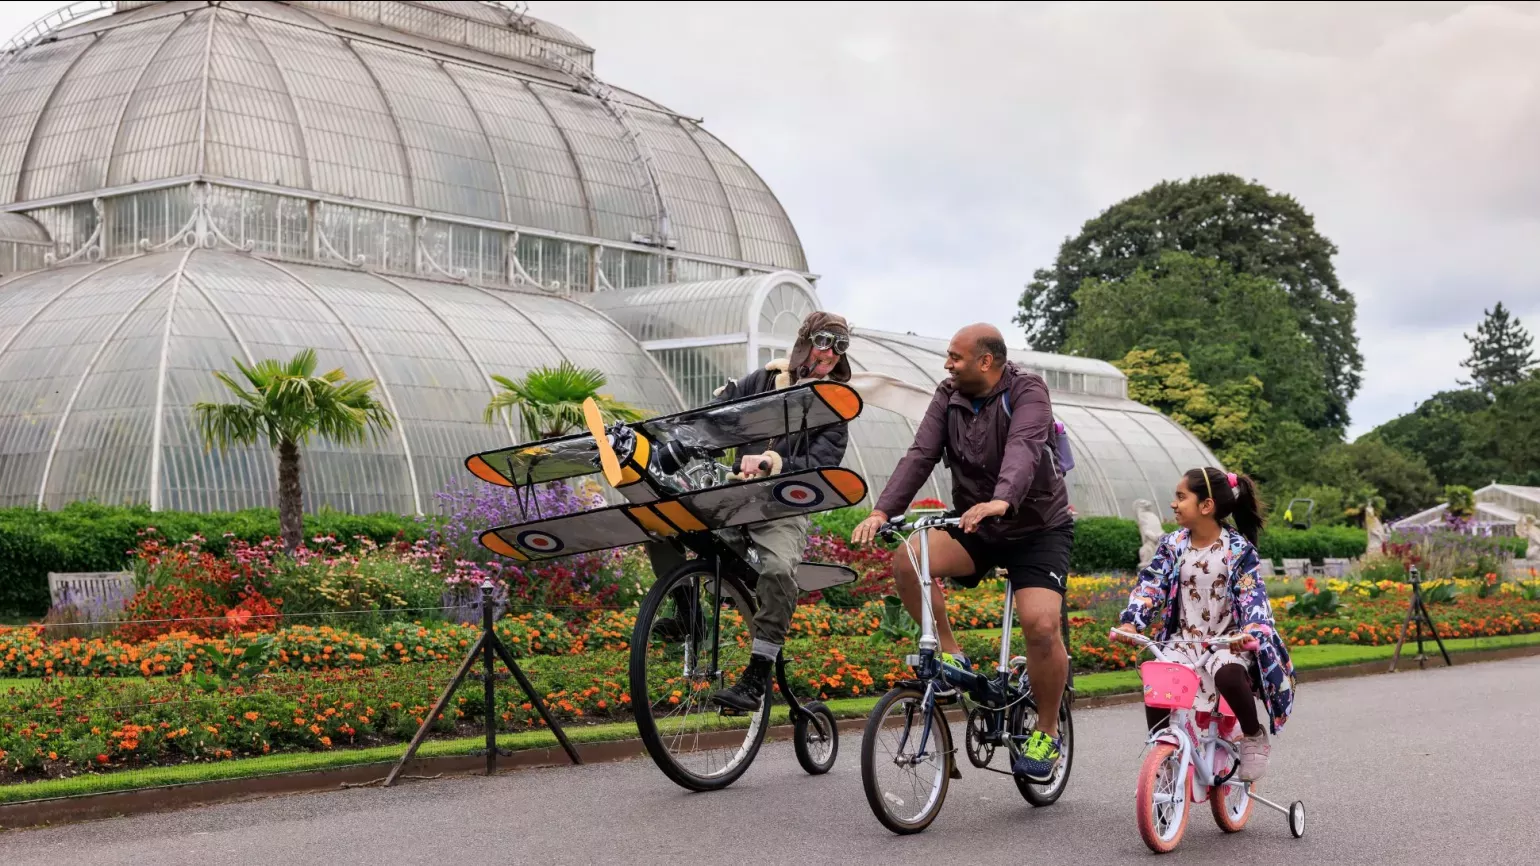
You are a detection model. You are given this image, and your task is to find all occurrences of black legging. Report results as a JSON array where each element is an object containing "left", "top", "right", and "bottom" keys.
[{"left": 1145, "top": 663, "right": 1263, "bottom": 737}]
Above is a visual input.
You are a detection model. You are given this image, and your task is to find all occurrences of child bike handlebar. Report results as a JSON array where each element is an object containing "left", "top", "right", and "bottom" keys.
[{"left": 1109, "top": 629, "right": 1260, "bottom": 662}]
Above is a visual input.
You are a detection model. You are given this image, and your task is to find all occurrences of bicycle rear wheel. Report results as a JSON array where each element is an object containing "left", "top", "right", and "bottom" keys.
[
  {"left": 629, "top": 561, "right": 770, "bottom": 792},
  {"left": 861, "top": 686, "right": 953, "bottom": 835},
  {"left": 1009, "top": 691, "right": 1074, "bottom": 807}
]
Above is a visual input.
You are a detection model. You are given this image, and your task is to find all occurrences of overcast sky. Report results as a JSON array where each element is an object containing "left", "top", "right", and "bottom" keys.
[{"left": 4, "top": 1, "right": 1538, "bottom": 439}]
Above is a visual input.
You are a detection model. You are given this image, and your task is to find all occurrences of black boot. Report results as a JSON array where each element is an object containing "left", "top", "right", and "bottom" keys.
[{"left": 713, "top": 654, "right": 774, "bottom": 713}]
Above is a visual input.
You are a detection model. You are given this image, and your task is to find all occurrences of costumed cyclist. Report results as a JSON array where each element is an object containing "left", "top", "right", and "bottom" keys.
[
  {"left": 851, "top": 323, "right": 1075, "bottom": 783},
  {"left": 647, "top": 312, "right": 853, "bottom": 713}
]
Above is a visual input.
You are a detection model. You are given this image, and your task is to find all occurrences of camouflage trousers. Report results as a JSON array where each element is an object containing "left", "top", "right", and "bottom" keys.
[{"left": 645, "top": 515, "right": 810, "bottom": 658}]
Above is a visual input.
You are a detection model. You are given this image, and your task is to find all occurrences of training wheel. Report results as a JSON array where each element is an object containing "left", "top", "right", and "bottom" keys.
[
  {"left": 1289, "top": 801, "right": 1306, "bottom": 838},
  {"left": 793, "top": 701, "right": 839, "bottom": 775}
]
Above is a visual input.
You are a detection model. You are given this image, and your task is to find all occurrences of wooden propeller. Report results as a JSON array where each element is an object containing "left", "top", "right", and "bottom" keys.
[{"left": 583, "top": 397, "right": 623, "bottom": 488}]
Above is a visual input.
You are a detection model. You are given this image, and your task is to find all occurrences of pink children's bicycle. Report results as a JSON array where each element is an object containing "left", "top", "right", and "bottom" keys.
[{"left": 1110, "top": 629, "right": 1306, "bottom": 854}]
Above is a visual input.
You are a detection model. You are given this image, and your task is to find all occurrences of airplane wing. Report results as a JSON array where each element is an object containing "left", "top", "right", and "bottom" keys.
[
  {"left": 465, "top": 381, "right": 863, "bottom": 489},
  {"left": 479, "top": 466, "right": 868, "bottom": 562},
  {"left": 635, "top": 381, "right": 862, "bottom": 453},
  {"left": 465, "top": 433, "right": 603, "bottom": 488}
]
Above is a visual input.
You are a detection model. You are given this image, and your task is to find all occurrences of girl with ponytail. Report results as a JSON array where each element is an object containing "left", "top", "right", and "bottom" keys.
[{"left": 1115, "top": 467, "right": 1297, "bottom": 783}]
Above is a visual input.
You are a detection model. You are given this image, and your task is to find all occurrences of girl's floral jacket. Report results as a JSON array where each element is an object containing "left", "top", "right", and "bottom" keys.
[{"left": 1119, "top": 526, "right": 1297, "bottom": 734}]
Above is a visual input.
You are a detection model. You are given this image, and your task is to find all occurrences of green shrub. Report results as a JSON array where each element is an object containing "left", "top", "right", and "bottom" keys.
[
  {"left": 1256, "top": 525, "right": 1366, "bottom": 564},
  {"left": 0, "top": 504, "right": 427, "bottom": 617},
  {"left": 1071, "top": 517, "right": 1141, "bottom": 573}
]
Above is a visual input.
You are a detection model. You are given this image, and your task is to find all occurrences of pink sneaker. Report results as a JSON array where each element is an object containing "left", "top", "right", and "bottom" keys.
[{"left": 1237, "top": 730, "right": 1271, "bottom": 782}]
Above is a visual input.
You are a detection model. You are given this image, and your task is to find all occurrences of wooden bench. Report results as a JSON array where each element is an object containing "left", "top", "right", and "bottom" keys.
[
  {"left": 1322, "top": 558, "right": 1352, "bottom": 578},
  {"left": 1281, "top": 559, "right": 1310, "bottom": 578},
  {"left": 47, "top": 571, "right": 136, "bottom": 614}
]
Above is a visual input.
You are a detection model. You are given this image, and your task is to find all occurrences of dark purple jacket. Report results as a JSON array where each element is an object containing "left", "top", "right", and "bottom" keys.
[{"left": 875, "top": 362, "right": 1072, "bottom": 542}]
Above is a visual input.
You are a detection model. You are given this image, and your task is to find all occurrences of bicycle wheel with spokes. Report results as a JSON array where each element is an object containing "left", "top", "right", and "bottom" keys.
[
  {"left": 861, "top": 685, "right": 954, "bottom": 835},
  {"left": 629, "top": 560, "right": 770, "bottom": 792},
  {"left": 1136, "top": 741, "right": 1191, "bottom": 853},
  {"left": 1008, "top": 691, "right": 1074, "bottom": 806}
]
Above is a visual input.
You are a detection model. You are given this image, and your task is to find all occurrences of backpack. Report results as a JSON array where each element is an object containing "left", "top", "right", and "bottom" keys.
[
  {"left": 999, "top": 390, "right": 1074, "bottom": 478},
  {"left": 941, "top": 389, "right": 1075, "bottom": 479}
]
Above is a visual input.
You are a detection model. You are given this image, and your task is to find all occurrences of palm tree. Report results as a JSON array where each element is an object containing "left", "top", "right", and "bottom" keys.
[
  {"left": 485, "top": 360, "right": 647, "bottom": 441},
  {"left": 193, "top": 349, "right": 396, "bottom": 554}
]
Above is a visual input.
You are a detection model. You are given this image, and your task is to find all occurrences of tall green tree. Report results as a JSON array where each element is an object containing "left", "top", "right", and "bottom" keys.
[
  {"left": 485, "top": 360, "right": 647, "bottom": 441},
  {"left": 1017, "top": 174, "right": 1361, "bottom": 429},
  {"left": 1460, "top": 302, "right": 1535, "bottom": 394},
  {"left": 1066, "top": 251, "right": 1331, "bottom": 429},
  {"left": 1368, "top": 390, "right": 1502, "bottom": 489},
  {"left": 194, "top": 349, "right": 395, "bottom": 554},
  {"left": 1115, "top": 346, "right": 1269, "bottom": 472}
]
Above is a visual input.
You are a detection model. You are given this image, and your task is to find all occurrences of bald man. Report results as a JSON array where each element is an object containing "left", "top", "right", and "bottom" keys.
[{"left": 852, "top": 324, "right": 1075, "bottom": 784}]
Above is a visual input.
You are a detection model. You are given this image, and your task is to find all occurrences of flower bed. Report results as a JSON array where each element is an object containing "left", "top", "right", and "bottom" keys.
[{"left": 6, "top": 586, "right": 1540, "bottom": 783}]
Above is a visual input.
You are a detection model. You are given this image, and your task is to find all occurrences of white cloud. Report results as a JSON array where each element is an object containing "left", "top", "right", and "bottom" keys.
[{"left": 530, "top": 0, "right": 1540, "bottom": 438}]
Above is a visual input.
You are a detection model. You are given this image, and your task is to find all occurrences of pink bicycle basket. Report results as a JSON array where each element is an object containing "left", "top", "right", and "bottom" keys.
[{"left": 1140, "top": 661, "right": 1199, "bottom": 710}]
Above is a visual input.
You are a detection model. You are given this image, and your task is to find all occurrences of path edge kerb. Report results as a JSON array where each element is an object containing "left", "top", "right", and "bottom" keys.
[{"left": 4, "top": 643, "right": 1537, "bottom": 831}]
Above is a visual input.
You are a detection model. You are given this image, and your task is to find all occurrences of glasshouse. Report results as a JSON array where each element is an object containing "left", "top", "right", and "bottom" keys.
[{"left": 0, "top": 0, "right": 1219, "bottom": 520}]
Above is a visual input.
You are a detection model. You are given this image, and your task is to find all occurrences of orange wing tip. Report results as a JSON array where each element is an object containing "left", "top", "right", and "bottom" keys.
[
  {"left": 813, "top": 382, "right": 862, "bottom": 421},
  {"left": 820, "top": 468, "right": 868, "bottom": 505},
  {"left": 466, "top": 455, "right": 511, "bottom": 487},
  {"left": 655, "top": 500, "right": 707, "bottom": 533},
  {"left": 480, "top": 530, "right": 526, "bottom": 561}
]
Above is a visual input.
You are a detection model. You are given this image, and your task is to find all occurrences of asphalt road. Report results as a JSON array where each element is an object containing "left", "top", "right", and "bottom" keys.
[{"left": 4, "top": 656, "right": 1539, "bottom": 865}]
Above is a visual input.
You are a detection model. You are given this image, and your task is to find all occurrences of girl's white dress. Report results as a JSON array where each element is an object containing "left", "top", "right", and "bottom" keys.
[{"left": 1173, "top": 537, "right": 1255, "bottom": 713}]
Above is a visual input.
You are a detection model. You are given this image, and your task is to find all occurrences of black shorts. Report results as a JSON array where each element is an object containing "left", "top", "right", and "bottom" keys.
[{"left": 942, "top": 521, "right": 1074, "bottom": 595}]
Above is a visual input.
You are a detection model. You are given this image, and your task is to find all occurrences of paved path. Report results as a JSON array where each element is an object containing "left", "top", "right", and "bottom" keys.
[{"left": 4, "top": 656, "right": 1539, "bottom": 865}]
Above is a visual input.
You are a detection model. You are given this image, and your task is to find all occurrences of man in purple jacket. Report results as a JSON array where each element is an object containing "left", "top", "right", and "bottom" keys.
[{"left": 852, "top": 323, "right": 1074, "bottom": 783}]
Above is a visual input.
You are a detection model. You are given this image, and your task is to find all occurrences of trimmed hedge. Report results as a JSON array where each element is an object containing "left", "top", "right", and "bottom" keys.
[
  {"left": 0, "top": 503, "right": 430, "bottom": 616},
  {"left": 811, "top": 507, "right": 1378, "bottom": 572},
  {"left": 1256, "top": 525, "right": 1367, "bottom": 563}
]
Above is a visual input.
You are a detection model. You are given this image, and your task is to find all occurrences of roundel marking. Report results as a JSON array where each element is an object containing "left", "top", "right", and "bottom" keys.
[
  {"left": 773, "top": 480, "right": 825, "bottom": 510},
  {"left": 517, "top": 530, "right": 564, "bottom": 554}
]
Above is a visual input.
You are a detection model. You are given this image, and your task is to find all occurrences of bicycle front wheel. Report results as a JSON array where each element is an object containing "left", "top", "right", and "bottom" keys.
[
  {"left": 629, "top": 561, "right": 770, "bottom": 792},
  {"left": 860, "top": 686, "right": 954, "bottom": 835},
  {"left": 1136, "top": 741, "right": 1191, "bottom": 853}
]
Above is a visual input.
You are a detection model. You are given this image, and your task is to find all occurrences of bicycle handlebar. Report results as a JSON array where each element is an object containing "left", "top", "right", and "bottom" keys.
[
  {"left": 878, "top": 512, "right": 962, "bottom": 539},
  {"left": 1110, "top": 629, "right": 1260, "bottom": 654}
]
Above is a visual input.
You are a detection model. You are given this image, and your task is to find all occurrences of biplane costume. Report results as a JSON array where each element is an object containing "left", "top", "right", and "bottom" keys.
[{"left": 649, "top": 312, "right": 853, "bottom": 712}]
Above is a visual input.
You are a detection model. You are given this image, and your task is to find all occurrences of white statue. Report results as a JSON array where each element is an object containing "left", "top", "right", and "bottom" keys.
[
  {"left": 1519, "top": 514, "right": 1540, "bottom": 556},
  {"left": 1135, "top": 499, "right": 1165, "bottom": 570},
  {"left": 1364, "top": 502, "right": 1386, "bottom": 556}
]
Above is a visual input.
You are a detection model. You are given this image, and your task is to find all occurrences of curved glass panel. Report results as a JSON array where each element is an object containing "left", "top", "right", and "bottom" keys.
[{"left": 0, "top": 249, "right": 686, "bottom": 514}]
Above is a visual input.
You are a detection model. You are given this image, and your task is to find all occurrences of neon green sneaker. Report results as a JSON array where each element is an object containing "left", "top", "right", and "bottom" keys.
[
  {"left": 1013, "top": 729, "right": 1062, "bottom": 783},
  {"left": 940, "top": 651, "right": 971, "bottom": 671}
]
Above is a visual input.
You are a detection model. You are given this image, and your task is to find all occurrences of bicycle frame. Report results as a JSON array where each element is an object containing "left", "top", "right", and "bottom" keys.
[
  {"left": 885, "top": 514, "right": 1037, "bottom": 764},
  {"left": 1118, "top": 632, "right": 1251, "bottom": 803}
]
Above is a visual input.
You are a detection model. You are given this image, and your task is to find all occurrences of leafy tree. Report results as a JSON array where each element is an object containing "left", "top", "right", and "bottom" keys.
[
  {"left": 1066, "top": 251, "right": 1331, "bottom": 429},
  {"left": 1486, "top": 372, "right": 1540, "bottom": 477},
  {"left": 485, "top": 360, "right": 647, "bottom": 441},
  {"left": 1115, "top": 347, "right": 1268, "bottom": 472},
  {"left": 1017, "top": 174, "right": 1361, "bottom": 429},
  {"left": 1460, "top": 302, "right": 1535, "bottom": 394},
  {"left": 194, "top": 350, "right": 395, "bottom": 554},
  {"left": 1369, "top": 390, "right": 1503, "bottom": 489},
  {"left": 1322, "top": 439, "right": 1440, "bottom": 520}
]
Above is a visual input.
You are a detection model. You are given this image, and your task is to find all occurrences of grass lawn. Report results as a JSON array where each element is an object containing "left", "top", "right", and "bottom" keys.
[{"left": 2, "top": 630, "right": 1535, "bottom": 806}]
